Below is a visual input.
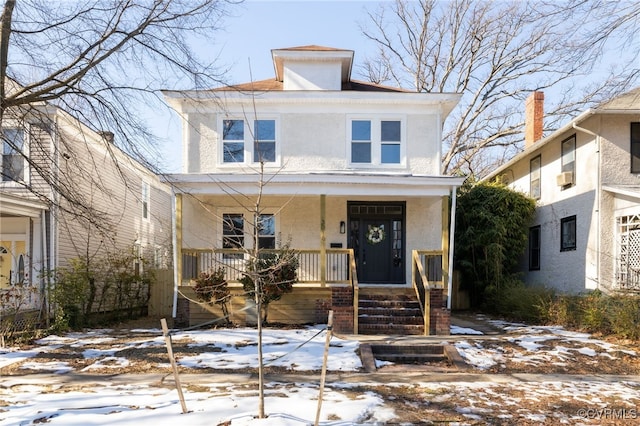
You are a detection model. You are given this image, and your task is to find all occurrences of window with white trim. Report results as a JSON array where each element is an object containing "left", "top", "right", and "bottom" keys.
[
  {"left": 221, "top": 118, "right": 277, "bottom": 164},
  {"left": 349, "top": 118, "right": 404, "bottom": 166},
  {"left": 2, "top": 128, "right": 25, "bottom": 182}
]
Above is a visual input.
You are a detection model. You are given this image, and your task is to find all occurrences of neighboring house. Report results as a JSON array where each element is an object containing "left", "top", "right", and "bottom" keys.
[
  {"left": 0, "top": 83, "right": 173, "bottom": 321},
  {"left": 485, "top": 88, "right": 640, "bottom": 294},
  {"left": 162, "top": 45, "right": 464, "bottom": 334}
]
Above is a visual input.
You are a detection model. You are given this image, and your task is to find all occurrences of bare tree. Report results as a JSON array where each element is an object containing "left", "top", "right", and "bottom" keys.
[
  {"left": 0, "top": 0, "right": 238, "bottom": 222},
  {"left": 360, "top": 0, "right": 640, "bottom": 176}
]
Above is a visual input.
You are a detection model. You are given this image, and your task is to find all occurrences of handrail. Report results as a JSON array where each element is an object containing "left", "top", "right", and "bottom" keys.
[
  {"left": 348, "top": 248, "right": 359, "bottom": 335},
  {"left": 412, "top": 250, "right": 430, "bottom": 336}
]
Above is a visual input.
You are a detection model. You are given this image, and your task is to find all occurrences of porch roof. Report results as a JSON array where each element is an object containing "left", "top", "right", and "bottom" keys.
[
  {"left": 603, "top": 184, "right": 640, "bottom": 201},
  {"left": 0, "top": 191, "right": 48, "bottom": 218},
  {"left": 162, "top": 172, "right": 465, "bottom": 197}
]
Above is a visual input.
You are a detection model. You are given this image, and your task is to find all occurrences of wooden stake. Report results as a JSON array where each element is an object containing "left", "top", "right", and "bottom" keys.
[
  {"left": 315, "top": 310, "right": 334, "bottom": 426},
  {"left": 161, "top": 318, "right": 188, "bottom": 414}
]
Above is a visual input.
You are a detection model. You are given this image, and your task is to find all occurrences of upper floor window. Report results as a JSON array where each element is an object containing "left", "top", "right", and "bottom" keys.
[
  {"left": 631, "top": 122, "right": 640, "bottom": 173},
  {"left": 221, "top": 118, "right": 277, "bottom": 164},
  {"left": 530, "top": 155, "right": 541, "bottom": 200},
  {"left": 350, "top": 118, "right": 404, "bottom": 166},
  {"left": 222, "top": 119, "right": 244, "bottom": 163},
  {"left": 560, "top": 215, "right": 576, "bottom": 252},
  {"left": 2, "top": 128, "right": 25, "bottom": 182},
  {"left": 141, "top": 182, "right": 150, "bottom": 220},
  {"left": 560, "top": 135, "right": 575, "bottom": 189}
]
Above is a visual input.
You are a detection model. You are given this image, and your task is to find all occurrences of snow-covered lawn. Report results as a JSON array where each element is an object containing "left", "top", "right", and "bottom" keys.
[{"left": 1, "top": 319, "right": 639, "bottom": 425}]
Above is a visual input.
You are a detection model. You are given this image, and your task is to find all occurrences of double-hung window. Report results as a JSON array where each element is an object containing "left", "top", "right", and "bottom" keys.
[
  {"left": 350, "top": 118, "right": 403, "bottom": 166},
  {"left": 221, "top": 118, "right": 277, "bottom": 164},
  {"left": 560, "top": 215, "right": 576, "bottom": 252},
  {"left": 257, "top": 214, "right": 275, "bottom": 249},
  {"left": 561, "top": 135, "right": 576, "bottom": 188},
  {"left": 2, "top": 128, "right": 25, "bottom": 182},
  {"left": 530, "top": 155, "right": 541, "bottom": 200},
  {"left": 222, "top": 119, "right": 245, "bottom": 163}
]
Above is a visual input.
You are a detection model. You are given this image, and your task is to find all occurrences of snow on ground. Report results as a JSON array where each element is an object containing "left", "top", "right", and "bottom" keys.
[{"left": 0, "top": 320, "right": 639, "bottom": 424}]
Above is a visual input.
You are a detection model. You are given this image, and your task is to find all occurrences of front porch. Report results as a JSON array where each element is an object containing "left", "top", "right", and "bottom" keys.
[{"left": 175, "top": 248, "right": 450, "bottom": 335}]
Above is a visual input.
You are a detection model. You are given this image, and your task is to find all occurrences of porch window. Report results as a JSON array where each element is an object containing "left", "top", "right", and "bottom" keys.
[
  {"left": 529, "top": 225, "right": 541, "bottom": 270},
  {"left": 351, "top": 120, "right": 371, "bottom": 163},
  {"left": 530, "top": 155, "right": 541, "bottom": 200},
  {"left": 222, "top": 119, "right": 244, "bottom": 163},
  {"left": 560, "top": 215, "right": 576, "bottom": 251},
  {"left": 561, "top": 135, "right": 575, "bottom": 189},
  {"left": 258, "top": 214, "right": 275, "bottom": 249},
  {"left": 631, "top": 123, "right": 640, "bottom": 173},
  {"left": 223, "top": 214, "right": 244, "bottom": 250},
  {"left": 254, "top": 120, "right": 276, "bottom": 163},
  {"left": 2, "top": 128, "right": 25, "bottom": 182}
]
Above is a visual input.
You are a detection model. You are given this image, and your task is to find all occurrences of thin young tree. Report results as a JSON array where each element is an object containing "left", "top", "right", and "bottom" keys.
[{"left": 360, "top": 0, "right": 640, "bottom": 177}]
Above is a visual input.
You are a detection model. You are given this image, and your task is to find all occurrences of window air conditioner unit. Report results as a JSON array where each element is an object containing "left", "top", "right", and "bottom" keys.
[{"left": 557, "top": 171, "right": 573, "bottom": 186}]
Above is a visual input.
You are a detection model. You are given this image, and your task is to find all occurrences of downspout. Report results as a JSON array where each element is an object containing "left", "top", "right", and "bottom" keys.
[
  {"left": 572, "top": 120, "right": 600, "bottom": 289},
  {"left": 447, "top": 186, "right": 457, "bottom": 309},
  {"left": 171, "top": 190, "right": 180, "bottom": 318}
]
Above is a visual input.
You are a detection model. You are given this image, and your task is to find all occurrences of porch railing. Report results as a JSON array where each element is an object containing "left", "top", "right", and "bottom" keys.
[
  {"left": 182, "top": 248, "right": 353, "bottom": 286},
  {"left": 411, "top": 250, "right": 444, "bottom": 336}
]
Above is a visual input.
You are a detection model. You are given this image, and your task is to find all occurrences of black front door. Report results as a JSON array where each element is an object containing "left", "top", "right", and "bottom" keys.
[{"left": 348, "top": 202, "right": 405, "bottom": 284}]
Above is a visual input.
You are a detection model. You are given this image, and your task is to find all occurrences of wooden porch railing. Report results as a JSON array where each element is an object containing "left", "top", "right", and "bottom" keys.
[
  {"left": 181, "top": 248, "right": 353, "bottom": 286},
  {"left": 411, "top": 250, "right": 445, "bottom": 336}
]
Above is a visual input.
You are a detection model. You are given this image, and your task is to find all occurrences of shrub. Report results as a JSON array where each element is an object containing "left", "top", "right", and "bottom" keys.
[
  {"left": 455, "top": 180, "right": 536, "bottom": 307},
  {"left": 240, "top": 246, "right": 299, "bottom": 324},
  {"left": 483, "top": 282, "right": 555, "bottom": 323},
  {"left": 50, "top": 247, "right": 154, "bottom": 331},
  {"left": 194, "top": 267, "right": 231, "bottom": 324}
]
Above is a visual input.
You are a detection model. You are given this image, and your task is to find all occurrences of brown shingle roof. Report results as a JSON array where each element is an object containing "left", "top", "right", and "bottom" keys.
[{"left": 212, "top": 78, "right": 410, "bottom": 93}]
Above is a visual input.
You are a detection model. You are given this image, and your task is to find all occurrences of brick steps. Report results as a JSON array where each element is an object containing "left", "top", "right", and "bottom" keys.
[{"left": 358, "top": 293, "right": 425, "bottom": 335}]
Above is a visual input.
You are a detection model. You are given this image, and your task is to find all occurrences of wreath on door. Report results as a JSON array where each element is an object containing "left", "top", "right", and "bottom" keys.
[{"left": 366, "top": 225, "right": 385, "bottom": 244}]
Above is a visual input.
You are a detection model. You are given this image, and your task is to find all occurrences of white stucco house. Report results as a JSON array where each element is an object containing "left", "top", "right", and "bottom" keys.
[
  {"left": 162, "top": 45, "right": 464, "bottom": 334},
  {"left": 485, "top": 88, "right": 640, "bottom": 294},
  {"left": 0, "top": 88, "right": 172, "bottom": 324}
]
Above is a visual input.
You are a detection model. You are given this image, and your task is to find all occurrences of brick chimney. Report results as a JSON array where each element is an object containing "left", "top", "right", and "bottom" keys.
[{"left": 525, "top": 91, "right": 544, "bottom": 148}]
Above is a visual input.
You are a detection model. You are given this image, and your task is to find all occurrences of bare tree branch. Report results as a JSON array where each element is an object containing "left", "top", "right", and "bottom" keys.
[{"left": 360, "top": 0, "right": 640, "bottom": 176}]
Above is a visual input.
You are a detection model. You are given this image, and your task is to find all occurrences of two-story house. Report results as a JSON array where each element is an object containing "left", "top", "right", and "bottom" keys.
[
  {"left": 0, "top": 85, "right": 173, "bottom": 323},
  {"left": 163, "top": 46, "right": 464, "bottom": 334},
  {"left": 485, "top": 88, "right": 640, "bottom": 294}
]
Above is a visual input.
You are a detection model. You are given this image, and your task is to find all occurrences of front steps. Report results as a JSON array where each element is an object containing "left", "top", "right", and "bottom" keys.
[{"left": 358, "top": 290, "right": 424, "bottom": 335}]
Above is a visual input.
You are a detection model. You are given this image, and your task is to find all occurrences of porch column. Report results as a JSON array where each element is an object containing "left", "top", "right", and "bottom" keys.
[
  {"left": 441, "top": 196, "right": 449, "bottom": 303},
  {"left": 172, "top": 192, "right": 183, "bottom": 318},
  {"left": 320, "top": 194, "right": 326, "bottom": 286},
  {"left": 447, "top": 188, "right": 457, "bottom": 310}
]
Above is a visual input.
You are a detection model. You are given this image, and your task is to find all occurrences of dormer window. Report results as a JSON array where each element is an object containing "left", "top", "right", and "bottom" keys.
[{"left": 349, "top": 117, "right": 404, "bottom": 166}]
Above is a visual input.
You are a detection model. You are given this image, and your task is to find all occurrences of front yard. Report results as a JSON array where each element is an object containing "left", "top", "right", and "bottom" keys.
[{"left": 0, "top": 315, "right": 639, "bottom": 424}]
